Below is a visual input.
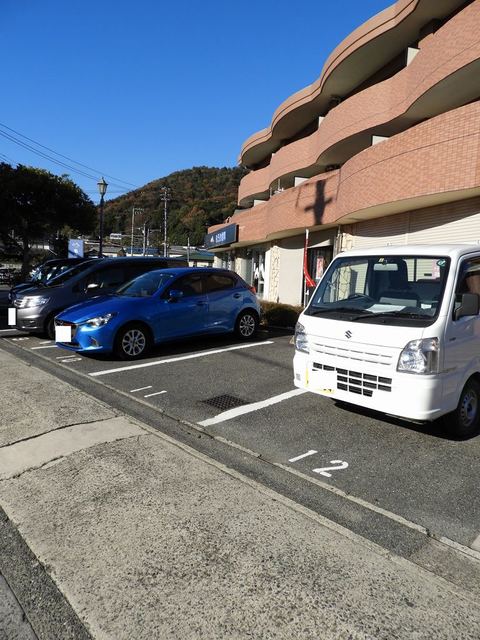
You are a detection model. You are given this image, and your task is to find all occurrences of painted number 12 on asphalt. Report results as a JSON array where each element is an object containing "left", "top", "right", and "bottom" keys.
[{"left": 288, "top": 450, "right": 349, "bottom": 478}]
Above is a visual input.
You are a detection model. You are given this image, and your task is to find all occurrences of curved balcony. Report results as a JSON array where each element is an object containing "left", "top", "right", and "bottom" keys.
[
  {"left": 240, "top": 0, "right": 466, "bottom": 168},
  {"left": 238, "top": 0, "right": 480, "bottom": 207},
  {"left": 227, "top": 100, "right": 480, "bottom": 245},
  {"left": 335, "top": 100, "right": 480, "bottom": 223}
]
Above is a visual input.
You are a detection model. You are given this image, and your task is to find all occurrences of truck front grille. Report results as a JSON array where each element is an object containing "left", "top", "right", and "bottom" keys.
[{"left": 312, "top": 362, "right": 392, "bottom": 397}]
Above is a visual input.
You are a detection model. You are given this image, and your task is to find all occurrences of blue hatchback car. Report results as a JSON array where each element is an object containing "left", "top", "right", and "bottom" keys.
[{"left": 55, "top": 267, "right": 261, "bottom": 359}]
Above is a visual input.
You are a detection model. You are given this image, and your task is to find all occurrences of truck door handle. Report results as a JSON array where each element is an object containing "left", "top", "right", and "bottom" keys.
[{"left": 233, "top": 293, "right": 241, "bottom": 299}]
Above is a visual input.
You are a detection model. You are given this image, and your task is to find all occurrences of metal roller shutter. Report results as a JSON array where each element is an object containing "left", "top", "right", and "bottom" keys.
[
  {"left": 408, "top": 208, "right": 480, "bottom": 244},
  {"left": 352, "top": 213, "right": 408, "bottom": 249},
  {"left": 352, "top": 204, "right": 480, "bottom": 249}
]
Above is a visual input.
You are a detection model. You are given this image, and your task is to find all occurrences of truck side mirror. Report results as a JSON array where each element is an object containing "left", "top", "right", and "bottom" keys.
[{"left": 454, "top": 293, "right": 480, "bottom": 320}]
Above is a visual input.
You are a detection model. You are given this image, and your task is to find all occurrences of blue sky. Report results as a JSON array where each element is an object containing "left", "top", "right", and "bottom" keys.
[{"left": 1, "top": 0, "right": 388, "bottom": 201}]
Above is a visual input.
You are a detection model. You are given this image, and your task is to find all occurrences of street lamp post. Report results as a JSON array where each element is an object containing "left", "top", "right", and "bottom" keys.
[{"left": 97, "top": 177, "right": 108, "bottom": 257}]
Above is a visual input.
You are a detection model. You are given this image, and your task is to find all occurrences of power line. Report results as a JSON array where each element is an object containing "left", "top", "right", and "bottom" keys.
[
  {"left": 0, "top": 129, "right": 99, "bottom": 179},
  {"left": 0, "top": 151, "right": 18, "bottom": 165},
  {"left": 0, "top": 121, "right": 139, "bottom": 191}
]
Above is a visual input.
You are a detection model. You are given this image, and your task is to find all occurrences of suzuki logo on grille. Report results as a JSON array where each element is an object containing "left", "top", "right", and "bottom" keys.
[{"left": 345, "top": 330, "right": 352, "bottom": 339}]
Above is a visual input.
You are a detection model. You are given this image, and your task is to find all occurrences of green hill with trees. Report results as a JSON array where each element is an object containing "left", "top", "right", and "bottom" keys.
[{"left": 103, "top": 166, "right": 247, "bottom": 247}]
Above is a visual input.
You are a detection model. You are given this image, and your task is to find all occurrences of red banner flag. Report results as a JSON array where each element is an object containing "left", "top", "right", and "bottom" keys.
[{"left": 303, "top": 228, "right": 316, "bottom": 288}]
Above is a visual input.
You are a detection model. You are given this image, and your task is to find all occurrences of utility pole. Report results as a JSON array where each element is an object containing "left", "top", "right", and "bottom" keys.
[
  {"left": 142, "top": 219, "right": 150, "bottom": 256},
  {"left": 161, "top": 187, "right": 171, "bottom": 257},
  {"left": 130, "top": 207, "right": 144, "bottom": 256}
]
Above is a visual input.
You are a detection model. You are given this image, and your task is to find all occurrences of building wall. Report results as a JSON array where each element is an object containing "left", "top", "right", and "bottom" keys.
[
  {"left": 239, "top": 0, "right": 480, "bottom": 205},
  {"left": 208, "top": 0, "right": 480, "bottom": 306}
]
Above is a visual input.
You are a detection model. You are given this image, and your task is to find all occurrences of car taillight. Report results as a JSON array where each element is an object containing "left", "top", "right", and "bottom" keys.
[{"left": 248, "top": 285, "right": 256, "bottom": 294}]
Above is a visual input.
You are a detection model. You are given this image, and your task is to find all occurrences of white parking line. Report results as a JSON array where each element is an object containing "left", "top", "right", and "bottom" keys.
[
  {"left": 289, "top": 450, "right": 318, "bottom": 463},
  {"left": 199, "top": 388, "right": 307, "bottom": 427},
  {"left": 144, "top": 390, "right": 167, "bottom": 398},
  {"left": 130, "top": 386, "right": 152, "bottom": 393},
  {"left": 31, "top": 345, "right": 58, "bottom": 350},
  {"left": 89, "top": 341, "right": 274, "bottom": 377},
  {"left": 471, "top": 533, "right": 480, "bottom": 551},
  {"left": 0, "top": 329, "right": 20, "bottom": 333},
  {"left": 40, "top": 340, "right": 53, "bottom": 344}
]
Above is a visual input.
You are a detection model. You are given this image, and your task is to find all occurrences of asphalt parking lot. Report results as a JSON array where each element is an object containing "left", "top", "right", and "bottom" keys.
[{"left": 1, "top": 308, "right": 480, "bottom": 574}]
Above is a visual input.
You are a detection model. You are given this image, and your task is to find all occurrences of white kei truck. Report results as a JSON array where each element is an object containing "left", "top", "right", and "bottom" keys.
[{"left": 293, "top": 245, "right": 480, "bottom": 439}]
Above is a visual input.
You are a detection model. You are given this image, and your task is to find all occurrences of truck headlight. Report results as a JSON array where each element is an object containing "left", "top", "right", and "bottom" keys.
[
  {"left": 397, "top": 338, "right": 439, "bottom": 374},
  {"left": 85, "top": 313, "right": 117, "bottom": 327},
  {"left": 19, "top": 296, "right": 50, "bottom": 308},
  {"left": 295, "top": 322, "right": 309, "bottom": 354}
]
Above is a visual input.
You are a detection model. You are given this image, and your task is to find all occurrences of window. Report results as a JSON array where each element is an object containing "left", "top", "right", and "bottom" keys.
[
  {"left": 86, "top": 267, "right": 125, "bottom": 289},
  {"left": 117, "top": 272, "right": 174, "bottom": 297},
  {"left": 206, "top": 274, "right": 235, "bottom": 292},
  {"left": 171, "top": 273, "right": 203, "bottom": 297},
  {"left": 455, "top": 257, "right": 480, "bottom": 299},
  {"left": 307, "top": 254, "right": 450, "bottom": 325}
]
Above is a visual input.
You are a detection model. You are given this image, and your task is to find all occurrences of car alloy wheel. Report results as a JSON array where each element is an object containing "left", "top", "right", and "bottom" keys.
[
  {"left": 235, "top": 310, "right": 258, "bottom": 339},
  {"left": 121, "top": 328, "right": 146, "bottom": 358}
]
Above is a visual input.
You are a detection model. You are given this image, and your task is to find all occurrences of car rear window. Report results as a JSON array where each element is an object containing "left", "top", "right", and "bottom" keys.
[{"left": 206, "top": 274, "right": 236, "bottom": 292}]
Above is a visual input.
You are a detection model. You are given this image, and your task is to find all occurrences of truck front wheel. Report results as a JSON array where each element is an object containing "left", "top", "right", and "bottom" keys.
[{"left": 443, "top": 377, "right": 480, "bottom": 439}]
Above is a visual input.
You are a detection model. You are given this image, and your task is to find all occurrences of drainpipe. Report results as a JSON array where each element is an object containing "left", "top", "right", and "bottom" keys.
[{"left": 335, "top": 226, "right": 343, "bottom": 256}]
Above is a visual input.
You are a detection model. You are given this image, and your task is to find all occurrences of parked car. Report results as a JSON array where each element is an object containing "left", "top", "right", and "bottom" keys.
[
  {"left": 11, "top": 256, "right": 187, "bottom": 339},
  {"left": 54, "top": 267, "right": 260, "bottom": 359},
  {"left": 9, "top": 257, "right": 93, "bottom": 302}
]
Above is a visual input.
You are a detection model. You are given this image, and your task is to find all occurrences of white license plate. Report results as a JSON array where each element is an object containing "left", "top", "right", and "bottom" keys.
[
  {"left": 55, "top": 325, "right": 72, "bottom": 343},
  {"left": 308, "top": 368, "right": 337, "bottom": 394},
  {"left": 8, "top": 308, "right": 16, "bottom": 325}
]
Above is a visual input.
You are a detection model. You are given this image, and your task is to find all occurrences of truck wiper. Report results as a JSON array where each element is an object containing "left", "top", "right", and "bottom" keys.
[
  {"left": 308, "top": 307, "right": 370, "bottom": 317},
  {"left": 350, "top": 310, "right": 429, "bottom": 321}
]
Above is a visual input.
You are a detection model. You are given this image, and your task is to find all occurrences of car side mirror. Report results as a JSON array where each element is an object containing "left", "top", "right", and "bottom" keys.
[
  {"left": 454, "top": 293, "right": 480, "bottom": 320},
  {"left": 168, "top": 289, "right": 183, "bottom": 301}
]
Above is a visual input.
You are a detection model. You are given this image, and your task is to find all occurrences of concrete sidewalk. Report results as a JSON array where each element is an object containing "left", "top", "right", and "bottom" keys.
[{"left": 1, "top": 346, "right": 480, "bottom": 639}]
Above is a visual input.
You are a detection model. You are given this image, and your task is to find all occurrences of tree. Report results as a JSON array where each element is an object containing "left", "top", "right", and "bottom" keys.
[
  {"left": 0, "top": 163, "right": 97, "bottom": 275},
  {"left": 102, "top": 165, "right": 247, "bottom": 247}
]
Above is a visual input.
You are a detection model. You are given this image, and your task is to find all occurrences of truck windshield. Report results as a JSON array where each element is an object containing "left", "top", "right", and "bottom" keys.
[{"left": 306, "top": 255, "right": 450, "bottom": 325}]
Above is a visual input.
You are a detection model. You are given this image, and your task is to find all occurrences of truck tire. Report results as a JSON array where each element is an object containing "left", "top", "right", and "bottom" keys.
[{"left": 443, "top": 377, "right": 480, "bottom": 439}]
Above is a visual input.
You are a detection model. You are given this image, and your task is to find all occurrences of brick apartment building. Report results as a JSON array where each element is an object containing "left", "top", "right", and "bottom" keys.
[{"left": 206, "top": 0, "right": 480, "bottom": 305}]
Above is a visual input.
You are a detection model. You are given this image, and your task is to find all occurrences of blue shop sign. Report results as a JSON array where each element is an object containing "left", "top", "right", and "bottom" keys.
[
  {"left": 204, "top": 223, "right": 237, "bottom": 248},
  {"left": 68, "top": 239, "right": 84, "bottom": 258}
]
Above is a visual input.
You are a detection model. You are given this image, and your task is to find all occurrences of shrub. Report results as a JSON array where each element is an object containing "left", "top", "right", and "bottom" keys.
[{"left": 260, "top": 300, "right": 303, "bottom": 329}]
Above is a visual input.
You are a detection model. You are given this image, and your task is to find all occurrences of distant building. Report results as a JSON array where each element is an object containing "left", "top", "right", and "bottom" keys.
[
  {"left": 207, "top": 0, "right": 480, "bottom": 304},
  {"left": 125, "top": 245, "right": 214, "bottom": 266}
]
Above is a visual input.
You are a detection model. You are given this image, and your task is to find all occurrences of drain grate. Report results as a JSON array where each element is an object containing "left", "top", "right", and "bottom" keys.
[{"left": 201, "top": 394, "right": 248, "bottom": 411}]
